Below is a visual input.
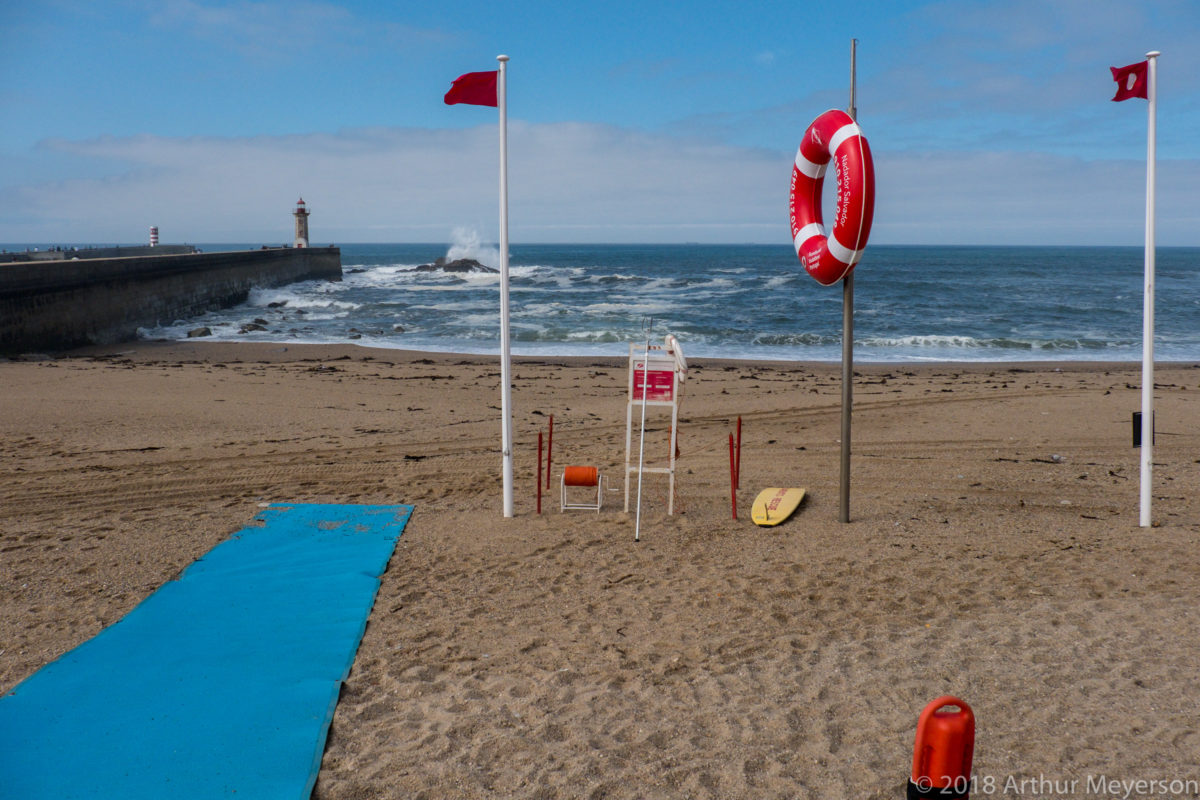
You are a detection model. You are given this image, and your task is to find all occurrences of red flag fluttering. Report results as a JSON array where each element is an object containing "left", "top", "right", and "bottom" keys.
[
  {"left": 1110, "top": 61, "right": 1148, "bottom": 101},
  {"left": 444, "top": 71, "right": 498, "bottom": 107}
]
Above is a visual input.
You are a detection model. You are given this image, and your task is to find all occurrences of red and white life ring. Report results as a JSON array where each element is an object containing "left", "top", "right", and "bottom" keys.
[{"left": 788, "top": 109, "right": 876, "bottom": 286}]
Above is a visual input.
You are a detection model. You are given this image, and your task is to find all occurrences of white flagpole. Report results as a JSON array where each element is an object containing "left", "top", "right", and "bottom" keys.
[
  {"left": 497, "top": 54, "right": 514, "bottom": 518},
  {"left": 1139, "top": 51, "right": 1159, "bottom": 528}
]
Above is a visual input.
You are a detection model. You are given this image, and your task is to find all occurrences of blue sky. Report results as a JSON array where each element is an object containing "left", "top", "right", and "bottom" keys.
[{"left": 1, "top": 0, "right": 1197, "bottom": 245}]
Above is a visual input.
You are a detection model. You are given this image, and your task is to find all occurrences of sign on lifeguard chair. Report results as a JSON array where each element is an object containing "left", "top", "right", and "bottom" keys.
[{"left": 625, "top": 335, "right": 687, "bottom": 515}]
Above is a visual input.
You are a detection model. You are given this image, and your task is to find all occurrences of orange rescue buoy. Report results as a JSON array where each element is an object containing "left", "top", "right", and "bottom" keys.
[
  {"left": 562, "top": 466, "right": 599, "bottom": 487},
  {"left": 909, "top": 696, "right": 975, "bottom": 799}
]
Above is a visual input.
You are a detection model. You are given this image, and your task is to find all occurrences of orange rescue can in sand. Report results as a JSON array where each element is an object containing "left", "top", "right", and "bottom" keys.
[
  {"left": 909, "top": 696, "right": 975, "bottom": 799},
  {"left": 562, "top": 466, "right": 599, "bottom": 487}
]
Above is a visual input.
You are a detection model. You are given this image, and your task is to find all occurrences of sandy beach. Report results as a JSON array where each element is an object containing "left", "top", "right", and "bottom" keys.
[{"left": 3, "top": 341, "right": 1199, "bottom": 799}]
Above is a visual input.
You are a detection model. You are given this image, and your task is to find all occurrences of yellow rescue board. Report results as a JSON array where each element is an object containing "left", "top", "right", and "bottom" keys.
[{"left": 751, "top": 487, "right": 806, "bottom": 527}]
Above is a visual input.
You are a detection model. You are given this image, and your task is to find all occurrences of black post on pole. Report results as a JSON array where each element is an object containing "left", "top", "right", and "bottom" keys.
[{"left": 1132, "top": 411, "right": 1155, "bottom": 447}]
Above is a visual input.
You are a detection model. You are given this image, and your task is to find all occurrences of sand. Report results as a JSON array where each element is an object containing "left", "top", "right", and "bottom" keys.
[{"left": 2, "top": 342, "right": 1199, "bottom": 799}]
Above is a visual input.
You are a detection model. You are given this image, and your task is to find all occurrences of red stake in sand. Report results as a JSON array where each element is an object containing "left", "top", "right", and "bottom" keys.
[
  {"left": 909, "top": 696, "right": 975, "bottom": 799},
  {"left": 545, "top": 415, "right": 553, "bottom": 490},
  {"left": 537, "top": 431, "right": 544, "bottom": 515},
  {"left": 728, "top": 433, "right": 738, "bottom": 520},
  {"left": 735, "top": 416, "right": 742, "bottom": 490}
]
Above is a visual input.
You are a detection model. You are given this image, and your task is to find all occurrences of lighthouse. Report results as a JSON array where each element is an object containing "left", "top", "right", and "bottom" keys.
[{"left": 293, "top": 197, "right": 310, "bottom": 248}]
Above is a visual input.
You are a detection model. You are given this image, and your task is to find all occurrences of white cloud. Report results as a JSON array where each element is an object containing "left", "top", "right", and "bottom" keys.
[
  {"left": 2, "top": 122, "right": 1197, "bottom": 245},
  {"left": 874, "top": 150, "right": 1200, "bottom": 245},
  {"left": 2, "top": 124, "right": 785, "bottom": 243},
  {"left": 860, "top": 0, "right": 1200, "bottom": 156},
  {"left": 144, "top": 0, "right": 451, "bottom": 62}
]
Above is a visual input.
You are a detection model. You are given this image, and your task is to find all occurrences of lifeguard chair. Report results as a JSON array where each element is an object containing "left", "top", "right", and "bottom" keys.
[
  {"left": 561, "top": 466, "right": 603, "bottom": 513},
  {"left": 624, "top": 335, "right": 687, "bottom": 515}
]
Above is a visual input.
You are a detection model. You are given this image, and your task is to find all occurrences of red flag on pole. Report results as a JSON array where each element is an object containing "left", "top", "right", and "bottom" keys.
[
  {"left": 444, "top": 71, "right": 498, "bottom": 106},
  {"left": 445, "top": 56, "right": 513, "bottom": 516},
  {"left": 1110, "top": 61, "right": 1149, "bottom": 101},
  {"left": 1108, "top": 51, "right": 1160, "bottom": 525}
]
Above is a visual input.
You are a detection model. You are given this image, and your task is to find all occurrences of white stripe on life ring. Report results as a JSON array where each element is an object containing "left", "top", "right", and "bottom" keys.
[
  {"left": 792, "top": 222, "right": 825, "bottom": 254},
  {"left": 827, "top": 122, "right": 863, "bottom": 157},
  {"left": 794, "top": 152, "right": 828, "bottom": 180},
  {"left": 828, "top": 232, "right": 864, "bottom": 266}
]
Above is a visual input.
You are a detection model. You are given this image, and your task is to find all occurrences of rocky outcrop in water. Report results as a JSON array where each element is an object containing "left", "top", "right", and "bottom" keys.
[{"left": 411, "top": 257, "right": 497, "bottom": 274}]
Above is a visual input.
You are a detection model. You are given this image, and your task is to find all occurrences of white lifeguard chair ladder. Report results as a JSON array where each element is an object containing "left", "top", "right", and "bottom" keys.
[{"left": 624, "top": 340, "right": 683, "bottom": 515}]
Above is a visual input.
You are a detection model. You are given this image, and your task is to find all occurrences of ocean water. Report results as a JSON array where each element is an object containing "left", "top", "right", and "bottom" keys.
[{"left": 139, "top": 238, "right": 1200, "bottom": 362}]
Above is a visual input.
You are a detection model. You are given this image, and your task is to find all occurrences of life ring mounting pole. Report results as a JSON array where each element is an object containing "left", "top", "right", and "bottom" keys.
[{"left": 839, "top": 37, "right": 857, "bottom": 525}]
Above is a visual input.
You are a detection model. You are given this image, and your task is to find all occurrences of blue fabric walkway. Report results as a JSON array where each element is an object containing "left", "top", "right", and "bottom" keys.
[{"left": 0, "top": 503, "right": 413, "bottom": 800}]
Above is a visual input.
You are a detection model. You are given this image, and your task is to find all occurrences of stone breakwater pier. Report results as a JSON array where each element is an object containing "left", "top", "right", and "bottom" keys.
[{"left": 0, "top": 246, "right": 341, "bottom": 354}]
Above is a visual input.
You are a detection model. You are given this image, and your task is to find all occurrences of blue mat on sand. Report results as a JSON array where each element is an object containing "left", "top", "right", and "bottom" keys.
[{"left": 0, "top": 503, "right": 413, "bottom": 800}]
